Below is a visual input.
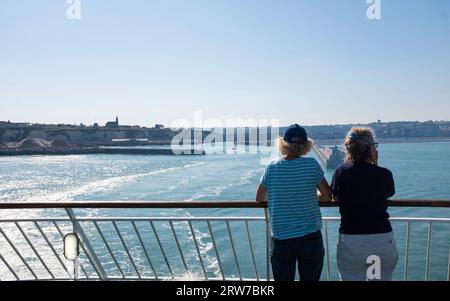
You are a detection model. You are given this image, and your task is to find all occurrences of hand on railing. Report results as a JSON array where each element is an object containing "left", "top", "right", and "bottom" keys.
[
  {"left": 255, "top": 184, "right": 268, "bottom": 204},
  {"left": 317, "top": 178, "right": 333, "bottom": 202}
]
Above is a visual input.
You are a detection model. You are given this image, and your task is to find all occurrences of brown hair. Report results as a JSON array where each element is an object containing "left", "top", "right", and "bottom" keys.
[
  {"left": 277, "top": 137, "right": 313, "bottom": 158},
  {"left": 344, "top": 127, "right": 375, "bottom": 163}
]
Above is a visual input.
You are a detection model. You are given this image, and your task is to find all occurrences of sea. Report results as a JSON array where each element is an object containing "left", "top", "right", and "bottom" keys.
[{"left": 0, "top": 142, "right": 449, "bottom": 280}]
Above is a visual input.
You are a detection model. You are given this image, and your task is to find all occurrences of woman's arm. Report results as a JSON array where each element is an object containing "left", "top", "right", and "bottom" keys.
[
  {"left": 256, "top": 184, "right": 268, "bottom": 203},
  {"left": 317, "top": 178, "right": 333, "bottom": 202}
]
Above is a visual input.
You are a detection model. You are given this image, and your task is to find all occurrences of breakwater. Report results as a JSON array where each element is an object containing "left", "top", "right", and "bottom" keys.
[{"left": 0, "top": 147, "right": 205, "bottom": 156}]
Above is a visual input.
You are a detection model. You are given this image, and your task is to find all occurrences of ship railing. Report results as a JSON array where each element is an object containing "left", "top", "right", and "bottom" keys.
[{"left": 0, "top": 200, "right": 449, "bottom": 281}]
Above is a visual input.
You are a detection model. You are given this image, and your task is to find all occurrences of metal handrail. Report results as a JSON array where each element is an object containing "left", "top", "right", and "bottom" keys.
[
  {"left": 1, "top": 215, "right": 449, "bottom": 281},
  {"left": 1, "top": 199, "right": 450, "bottom": 209},
  {"left": 1, "top": 200, "right": 449, "bottom": 281}
]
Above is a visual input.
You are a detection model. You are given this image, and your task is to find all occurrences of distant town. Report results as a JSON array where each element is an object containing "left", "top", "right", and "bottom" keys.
[
  {"left": 0, "top": 118, "right": 449, "bottom": 155},
  {"left": 298, "top": 120, "right": 450, "bottom": 141},
  {"left": 0, "top": 116, "right": 167, "bottom": 131},
  {"left": 1, "top": 118, "right": 449, "bottom": 139},
  {"left": 0, "top": 116, "right": 179, "bottom": 155}
]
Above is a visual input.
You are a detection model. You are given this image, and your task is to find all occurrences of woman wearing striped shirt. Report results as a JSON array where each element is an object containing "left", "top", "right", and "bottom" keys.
[{"left": 256, "top": 124, "right": 332, "bottom": 281}]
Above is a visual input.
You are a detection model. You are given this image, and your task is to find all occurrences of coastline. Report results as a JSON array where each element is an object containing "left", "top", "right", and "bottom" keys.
[
  {"left": 314, "top": 137, "right": 450, "bottom": 146},
  {"left": 0, "top": 137, "right": 449, "bottom": 157}
]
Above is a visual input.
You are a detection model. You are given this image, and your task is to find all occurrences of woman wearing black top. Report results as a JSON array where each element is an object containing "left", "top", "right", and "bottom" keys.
[{"left": 331, "top": 127, "right": 398, "bottom": 281}]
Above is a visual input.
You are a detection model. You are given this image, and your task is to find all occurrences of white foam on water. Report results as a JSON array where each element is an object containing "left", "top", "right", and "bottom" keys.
[
  {"left": 159, "top": 211, "right": 222, "bottom": 279},
  {"left": 0, "top": 179, "right": 41, "bottom": 192},
  {"left": 24, "top": 161, "right": 206, "bottom": 202},
  {"left": 169, "top": 271, "right": 204, "bottom": 281},
  {"left": 184, "top": 167, "right": 261, "bottom": 202}
]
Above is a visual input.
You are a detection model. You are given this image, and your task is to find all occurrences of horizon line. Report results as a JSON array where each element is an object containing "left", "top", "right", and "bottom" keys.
[{"left": 1, "top": 119, "right": 449, "bottom": 129}]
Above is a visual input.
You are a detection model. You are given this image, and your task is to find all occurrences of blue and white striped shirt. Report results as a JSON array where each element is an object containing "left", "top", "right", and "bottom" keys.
[{"left": 260, "top": 157, "right": 324, "bottom": 240}]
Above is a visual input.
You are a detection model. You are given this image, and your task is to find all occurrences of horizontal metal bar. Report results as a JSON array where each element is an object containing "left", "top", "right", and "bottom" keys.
[
  {"left": 0, "top": 199, "right": 450, "bottom": 209},
  {"left": 0, "top": 218, "right": 71, "bottom": 222},
  {"left": 19, "top": 276, "right": 264, "bottom": 281},
  {"left": 1, "top": 217, "right": 449, "bottom": 223},
  {"left": 0, "top": 217, "right": 266, "bottom": 222},
  {"left": 387, "top": 199, "right": 450, "bottom": 208},
  {"left": 0, "top": 201, "right": 266, "bottom": 209},
  {"left": 320, "top": 217, "right": 450, "bottom": 223},
  {"left": 388, "top": 217, "right": 450, "bottom": 223}
]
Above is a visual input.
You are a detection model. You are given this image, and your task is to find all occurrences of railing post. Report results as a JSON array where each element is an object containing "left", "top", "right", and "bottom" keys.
[
  {"left": 404, "top": 222, "right": 411, "bottom": 281},
  {"left": 65, "top": 208, "right": 107, "bottom": 280},
  {"left": 71, "top": 221, "right": 80, "bottom": 280},
  {"left": 73, "top": 255, "right": 80, "bottom": 280},
  {"left": 425, "top": 222, "right": 432, "bottom": 281},
  {"left": 264, "top": 208, "right": 271, "bottom": 281},
  {"left": 324, "top": 221, "right": 331, "bottom": 281},
  {"left": 447, "top": 247, "right": 450, "bottom": 281}
]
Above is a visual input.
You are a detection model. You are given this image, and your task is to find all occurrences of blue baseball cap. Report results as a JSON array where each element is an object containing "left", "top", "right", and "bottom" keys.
[{"left": 283, "top": 124, "right": 308, "bottom": 143}]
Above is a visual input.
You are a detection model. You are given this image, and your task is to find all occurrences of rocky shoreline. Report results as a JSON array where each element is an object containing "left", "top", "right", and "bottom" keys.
[{"left": 0, "top": 146, "right": 101, "bottom": 156}]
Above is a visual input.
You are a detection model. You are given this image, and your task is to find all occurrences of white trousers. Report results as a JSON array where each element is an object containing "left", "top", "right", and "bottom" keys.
[{"left": 337, "top": 231, "right": 398, "bottom": 281}]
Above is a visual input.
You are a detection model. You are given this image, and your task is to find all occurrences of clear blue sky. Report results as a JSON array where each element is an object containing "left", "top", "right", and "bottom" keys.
[{"left": 1, "top": 0, "right": 449, "bottom": 127}]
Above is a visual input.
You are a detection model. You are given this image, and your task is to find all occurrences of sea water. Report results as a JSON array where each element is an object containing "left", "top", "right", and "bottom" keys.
[{"left": 0, "top": 142, "right": 449, "bottom": 280}]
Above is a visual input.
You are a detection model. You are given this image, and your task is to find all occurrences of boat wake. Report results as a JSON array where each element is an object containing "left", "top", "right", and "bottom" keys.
[{"left": 23, "top": 161, "right": 206, "bottom": 203}]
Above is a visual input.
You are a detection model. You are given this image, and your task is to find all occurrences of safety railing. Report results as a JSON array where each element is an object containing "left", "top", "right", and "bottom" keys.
[{"left": 0, "top": 200, "right": 449, "bottom": 281}]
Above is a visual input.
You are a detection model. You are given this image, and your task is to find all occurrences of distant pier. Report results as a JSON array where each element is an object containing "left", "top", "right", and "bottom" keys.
[
  {"left": 99, "top": 147, "right": 205, "bottom": 155},
  {"left": 0, "top": 147, "right": 205, "bottom": 156}
]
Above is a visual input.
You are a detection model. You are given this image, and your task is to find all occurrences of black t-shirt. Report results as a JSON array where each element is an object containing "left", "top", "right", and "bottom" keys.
[{"left": 331, "top": 162, "right": 395, "bottom": 235}]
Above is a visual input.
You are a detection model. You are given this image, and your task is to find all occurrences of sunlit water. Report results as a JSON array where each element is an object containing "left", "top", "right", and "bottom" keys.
[{"left": 0, "top": 142, "right": 449, "bottom": 280}]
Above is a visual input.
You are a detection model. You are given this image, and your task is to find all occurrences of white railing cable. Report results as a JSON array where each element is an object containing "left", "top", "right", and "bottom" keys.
[
  {"left": 188, "top": 221, "right": 208, "bottom": 280},
  {"left": 33, "top": 221, "right": 72, "bottom": 278},
  {"left": 149, "top": 221, "right": 174, "bottom": 279},
  {"left": 0, "top": 226, "right": 38, "bottom": 279},
  {"left": 206, "top": 221, "right": 226, "bottom": 280},
  {"left": 245, "top": 221, "right": 260, "bottom": 281},
  {"left": 112, "top": 221, "right": 141, "bottom": 279},
  {"left": 93, "top": 221, "right": 125, "bottom": 278},
  {"left": 226, "top": 221, "right": 242, "bottom": 280},
  {"left": 132, "top": 221, "right": 158, "bottom": 279}
]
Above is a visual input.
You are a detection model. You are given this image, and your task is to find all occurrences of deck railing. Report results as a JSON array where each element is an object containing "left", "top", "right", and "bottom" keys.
[{"left": 0, "top": 200, "right": 449, "bottom": 281}]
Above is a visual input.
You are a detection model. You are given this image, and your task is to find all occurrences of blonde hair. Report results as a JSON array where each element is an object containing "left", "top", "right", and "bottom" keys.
[
  {"left": 344, "top": 127, "right": 375, "bottom": 163},
  {"left": 277, "top": 137, "right": 313, "bottom": 158}
]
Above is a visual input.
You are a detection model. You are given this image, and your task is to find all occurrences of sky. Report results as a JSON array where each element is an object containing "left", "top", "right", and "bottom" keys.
[{"left": 0, "top": 0, "right": 449, "bottom": 127}]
